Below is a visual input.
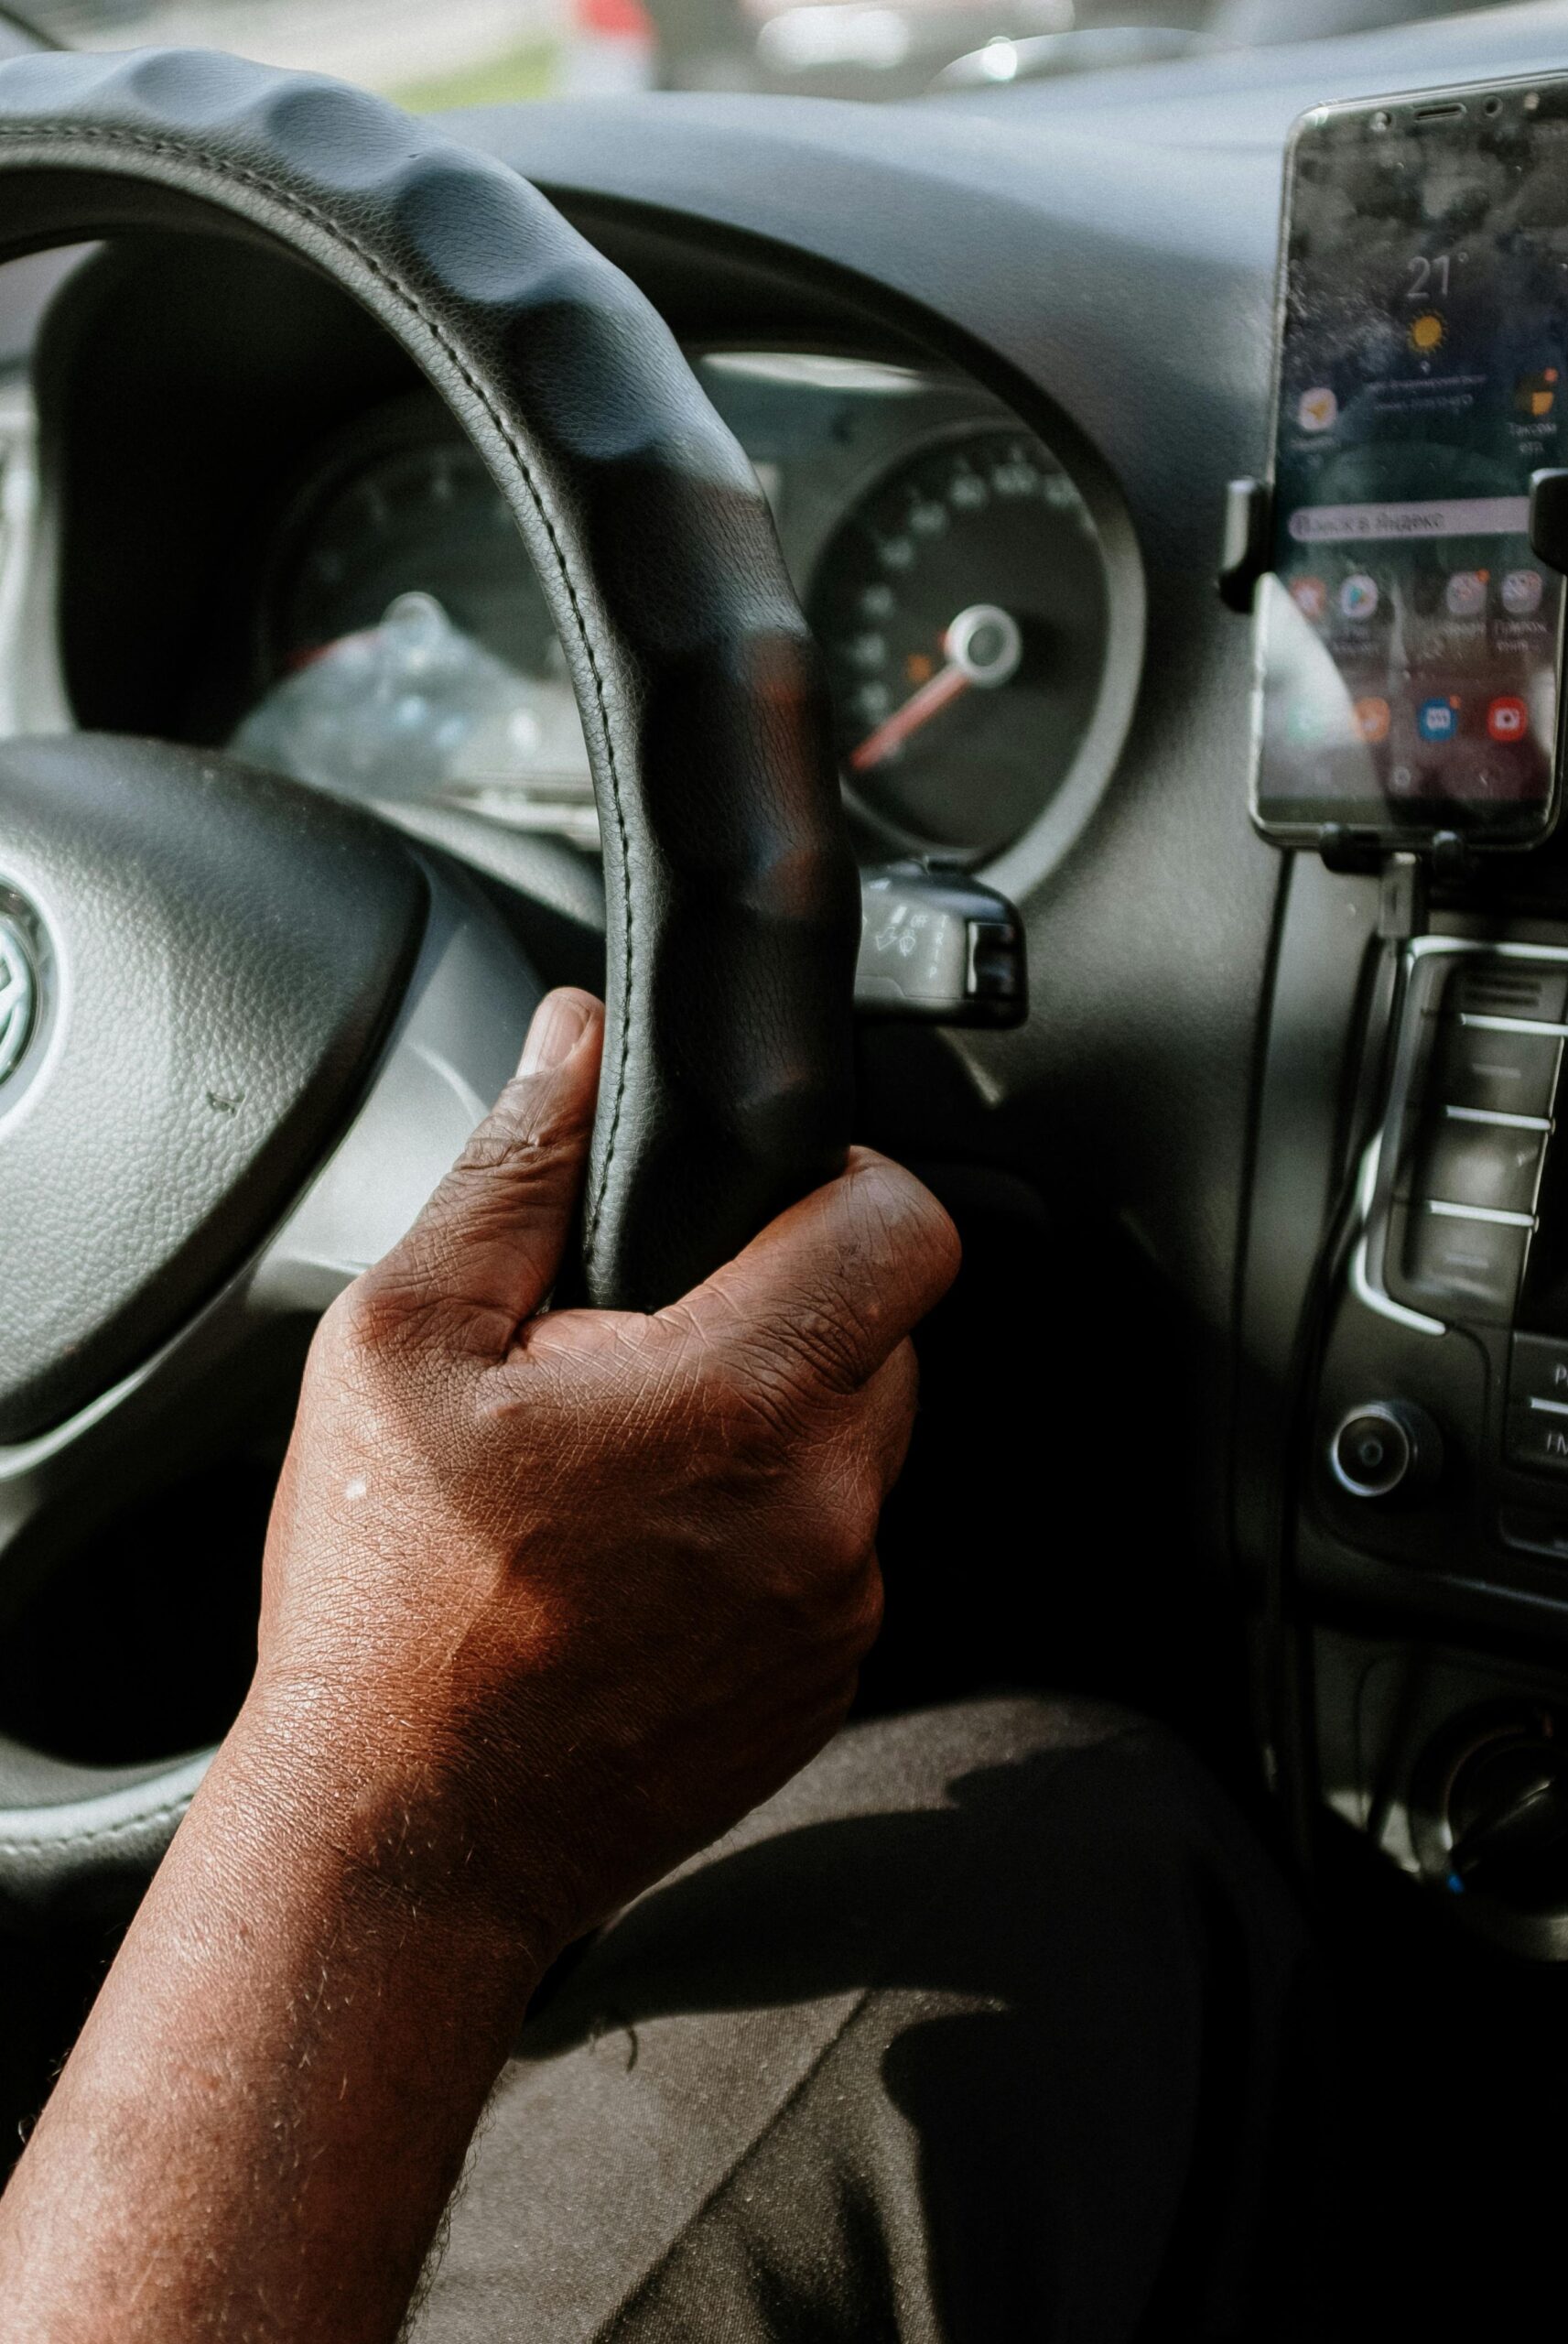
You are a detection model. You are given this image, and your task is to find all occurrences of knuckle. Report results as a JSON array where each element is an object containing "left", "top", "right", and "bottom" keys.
[
  {"left": 838, "top": 1155, "right": 962, "bottom": 1324},
  {"left": 453, "top": 1100, "right": 571, "bottom": 1184},
  {"left": 774, "top": 1299, "right": 868, "bottom": 1396},
  {"left": 401, "top": 1076, "right": 592, "bottom": 1254},
  {"left": 441, "top": 1111, "right": 583, "bottom": 1223},
  {"left": 772, "top": 1460, "right": 880, "bottom": 1596},
  {"left": 324, "top": 1263, "right": 467, "bottom": 1366},
  {"left": 321, "top": 1273, "right": 395, "bottom": 1360},
  {"left": 711, "top": 1311, "right": 863, "bottom": 1441}
]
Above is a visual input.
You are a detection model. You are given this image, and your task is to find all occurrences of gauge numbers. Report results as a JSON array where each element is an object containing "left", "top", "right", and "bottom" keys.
[
  {"left": 247, "top": 435, "right": 596, "bottom": 842},
  {"left": 809, "top": 425, "right": 1109, "bottom": 857}
]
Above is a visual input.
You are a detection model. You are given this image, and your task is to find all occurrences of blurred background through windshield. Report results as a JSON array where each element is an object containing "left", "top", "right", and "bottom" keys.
[{"left": 0, "top": 0, "right": 1530, "bottom": 116}]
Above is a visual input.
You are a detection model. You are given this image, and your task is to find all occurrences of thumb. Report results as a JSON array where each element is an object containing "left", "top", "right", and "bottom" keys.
[{"left": 362, "top": 988, "right": 604, "bottom": 1356}]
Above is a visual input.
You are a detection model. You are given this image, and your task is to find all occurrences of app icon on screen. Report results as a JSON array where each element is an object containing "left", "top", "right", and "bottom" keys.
[
  {"left": 1286, "top": 703, "right": 1326, "bottom": 743},
  {"left": 1418, "top": 697, "right": 1461, "bottom": 743},
  {"left": 1297, "top": 387, "right": 1337, "bottom": 433},
  {"left": 1339, "top": 574, "right": 1379, "bottom": 620},
  {"left": 1487, "top": 696, "right": 1530, "bottom": 742},
  {"left": 1516, "top": 369, "right": 1560, "bottom": 418},
  {"left": 1353, "top": 698, "right": 1390, "bottom": 743},
  {"left": 1290, "top": 576, "right": 1328, "bottom": 620},
  {"left": 1502, "top": 569, "right": 1544, "bottom": 615},
  {"left": 1445, "top": 570, "right": 1488, "bottom": 616}
]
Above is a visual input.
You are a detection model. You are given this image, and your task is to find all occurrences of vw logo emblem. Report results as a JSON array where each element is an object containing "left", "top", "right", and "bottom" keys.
[{"left": 0, "top": 909, "right": 38, "bottom": 1090}]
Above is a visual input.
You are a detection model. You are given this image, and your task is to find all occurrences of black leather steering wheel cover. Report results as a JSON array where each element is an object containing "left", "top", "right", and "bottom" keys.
[{"left": 0, "top": 45, "right": 859, "bottom": 1313}]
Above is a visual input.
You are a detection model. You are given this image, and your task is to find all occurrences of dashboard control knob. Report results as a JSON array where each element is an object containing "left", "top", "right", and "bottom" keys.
[
  {"left": 1328, "top": 1399, "right": 1443, "bottom": 1501},
  {"left": 1447, "top": 1730, "right": 1568, "bottom": 1908}
]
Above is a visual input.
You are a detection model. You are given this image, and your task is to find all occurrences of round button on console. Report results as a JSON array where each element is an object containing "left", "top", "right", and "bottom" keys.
[{"left": 1329, "top": 1400, "right": 1444, "bottom": 1502}]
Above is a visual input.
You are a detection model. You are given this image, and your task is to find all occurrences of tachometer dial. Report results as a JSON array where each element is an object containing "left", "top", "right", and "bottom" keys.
[
  {"left": 807, "top": 425, "right": 1109, "bottom": 857},
  {"left": 270, "top": 436, "right": 553, "bottom": 678},
  {"left": 247, "top": 427, "right": 596, "bottom": 841}
]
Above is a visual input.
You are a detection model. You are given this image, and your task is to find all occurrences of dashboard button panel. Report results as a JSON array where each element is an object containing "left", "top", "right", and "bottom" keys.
[
  {"left": 1320, "top": 946, "right": 1568, "bottom": 1586},
  {"left": 1404, "top": 1115, "right": 1546, "bottom": 1216},
  {"left": 1510, "top": 1333, "right": 1568, "bottom": 1408},
  {"left": 1506, "top": 1337, "right": 1568, "bottom": 1476},
  {"left": 1422, "top": 1018, "right": 1561, "bottom": 1119},
  {"left": 1390, "top": 1201, "right": 1529, "bottom": 1323},
  {"left": 1444, "top": 962, "right": 1568, "bottom": 1024},
  {"left": 1296, "top": 933, "right": 1568, "bottom": 1618},
  {"left": 1506, "top": 1405, "right": 1568, "bottom": 1475}
]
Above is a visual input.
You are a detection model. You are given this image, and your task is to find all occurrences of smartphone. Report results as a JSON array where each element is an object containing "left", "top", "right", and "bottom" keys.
[{"left": 1252, "top": 77, "right": 1568, "bottom": 851}]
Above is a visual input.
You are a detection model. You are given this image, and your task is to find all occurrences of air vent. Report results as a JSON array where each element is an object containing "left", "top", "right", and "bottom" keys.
[{"left": 1448, "top": 961, "right": 1568, "bottom": 1024}]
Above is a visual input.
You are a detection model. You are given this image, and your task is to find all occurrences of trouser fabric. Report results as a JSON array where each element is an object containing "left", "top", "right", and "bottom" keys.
[{"left": 414, "top": 1694, "right": 1319, "bottom": 2343}]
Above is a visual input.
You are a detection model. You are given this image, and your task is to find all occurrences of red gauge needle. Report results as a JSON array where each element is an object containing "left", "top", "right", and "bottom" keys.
[
  {"left": 850, "top": 660, "right": 969, "bottom": 774},
  {"left": 849, "top": 602, "right": 1022, "bottom": 776}
]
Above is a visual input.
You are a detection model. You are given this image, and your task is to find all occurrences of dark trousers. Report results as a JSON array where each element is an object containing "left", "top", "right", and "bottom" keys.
[{"left": 414, "top": 1696, "right": 1320, "bottom": 2342}]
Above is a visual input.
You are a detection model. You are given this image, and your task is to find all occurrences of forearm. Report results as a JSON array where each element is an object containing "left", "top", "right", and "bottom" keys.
[{"left": 0, "top": 1687, "right": 546, "bottom": 2344}]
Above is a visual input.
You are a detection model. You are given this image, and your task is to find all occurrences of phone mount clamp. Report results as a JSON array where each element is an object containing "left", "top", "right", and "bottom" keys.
[
  {"left": 1215, "top": 470, "right": 1568, "bottom": 933},
  {"left": 1217, "top": 476, "right": 1272, "bottom": 616}
]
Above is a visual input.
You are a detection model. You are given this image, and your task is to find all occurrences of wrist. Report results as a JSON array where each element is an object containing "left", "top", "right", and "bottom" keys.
[
  {"left": 0, "top": 1668, "right": 562, "bottom": 2344},
  {"left": 209, "top": 1671, "right": 570, "bottom": 1981}
]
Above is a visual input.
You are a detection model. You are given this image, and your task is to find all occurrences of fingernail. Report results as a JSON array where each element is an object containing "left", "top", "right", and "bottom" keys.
[{"left": 519, "top": 991, "right": 591, "bottom": 1078}]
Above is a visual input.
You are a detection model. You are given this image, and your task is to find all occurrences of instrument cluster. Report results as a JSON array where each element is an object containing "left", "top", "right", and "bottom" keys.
[{"left": 235, "top": 352, "right": 1116, "bottom": 865}]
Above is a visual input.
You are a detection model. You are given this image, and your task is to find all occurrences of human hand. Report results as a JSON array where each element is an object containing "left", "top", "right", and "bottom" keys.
[
  {"left": 249, "top": 988, "right": 958, "bottom": 1959},
  {"left": 0, "top": 987, "right": 957, "bottom": 2344}
]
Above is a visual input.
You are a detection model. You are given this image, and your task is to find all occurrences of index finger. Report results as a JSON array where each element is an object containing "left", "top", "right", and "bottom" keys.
[{"left": 663, "top": 1148, "right": 960, "bottom": 1399}]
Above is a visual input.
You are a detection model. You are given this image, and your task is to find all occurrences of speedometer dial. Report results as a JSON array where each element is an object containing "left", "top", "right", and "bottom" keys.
[{"left": 807, "top": 425, "right": 1110, "bottom": 858}]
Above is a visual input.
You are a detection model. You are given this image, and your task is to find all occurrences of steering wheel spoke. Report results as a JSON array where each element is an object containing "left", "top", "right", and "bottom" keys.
[{"left": 0, "top": 856, "right": 537, "bottom": 1909}]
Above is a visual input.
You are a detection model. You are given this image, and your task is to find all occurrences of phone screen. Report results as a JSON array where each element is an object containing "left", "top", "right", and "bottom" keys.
[{"left": 1254, "top": 82, "right": 1568, "bottom": 845}]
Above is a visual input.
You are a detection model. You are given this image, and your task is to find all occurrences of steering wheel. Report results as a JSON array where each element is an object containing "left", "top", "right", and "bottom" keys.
[{"left": 0, "top": 49, "right": 858, "bottom": 1919}]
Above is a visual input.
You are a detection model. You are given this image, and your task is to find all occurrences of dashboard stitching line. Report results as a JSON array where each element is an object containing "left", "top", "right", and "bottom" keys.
[{"left": 0, "top": 117, "right": 634, "bottom": 1275}]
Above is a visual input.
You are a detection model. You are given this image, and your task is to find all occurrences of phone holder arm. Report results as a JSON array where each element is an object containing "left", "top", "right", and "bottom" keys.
[
  {"left": 1218, "top": 476, "right": 1272, "bottom": 613},
  {"left": 1530, "top": 469, "right": 1568, "bottom": 575}
]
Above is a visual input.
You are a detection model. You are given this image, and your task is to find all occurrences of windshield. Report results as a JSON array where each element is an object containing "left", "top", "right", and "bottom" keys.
[{"left": 0, "top": 0, "right": 1531, "bottom": 112}]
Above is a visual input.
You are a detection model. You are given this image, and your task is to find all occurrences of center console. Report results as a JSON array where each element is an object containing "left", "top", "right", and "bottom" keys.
[
  {"left": 1322, "top": 935, "right": 1568, "bottom": 1586},
  {"left": 1243, "top": 860, "right": 1568, "bottom": 1959}
]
